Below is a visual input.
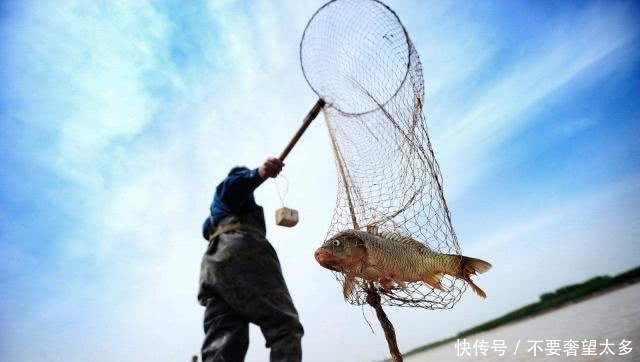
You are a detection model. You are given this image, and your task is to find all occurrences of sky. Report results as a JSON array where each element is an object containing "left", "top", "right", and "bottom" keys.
[{"left": 0, "top": 1, "right": 639, "bottom": 362}]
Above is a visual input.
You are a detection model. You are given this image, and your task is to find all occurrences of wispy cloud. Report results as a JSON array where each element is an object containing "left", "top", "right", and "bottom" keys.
[
  {"left": 553, "top": 117, "right": 597, "bottom": 137},
  {"left": 465, "top": 172, "right": 640, "bottom": 255},
  {"left": 430, "top": 1, "right": 639, "bottom": 200},
  {"left": 2, "top": 2, "right": 174, "bottom": 188}
]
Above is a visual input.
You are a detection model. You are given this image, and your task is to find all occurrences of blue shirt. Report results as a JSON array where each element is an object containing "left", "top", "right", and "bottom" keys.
[{"left": 202, "top": 167, "right": 265, "bottom": 239}]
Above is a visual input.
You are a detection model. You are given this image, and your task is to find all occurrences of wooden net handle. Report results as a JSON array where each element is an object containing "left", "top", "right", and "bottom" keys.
[{"left": 279, "top": 98, "right": 325, "bottom": 161}]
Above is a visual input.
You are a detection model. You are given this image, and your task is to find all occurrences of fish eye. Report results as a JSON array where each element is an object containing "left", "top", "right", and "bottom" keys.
[{"left": 332, "top": 239, "right": 342, "bottom": 247}]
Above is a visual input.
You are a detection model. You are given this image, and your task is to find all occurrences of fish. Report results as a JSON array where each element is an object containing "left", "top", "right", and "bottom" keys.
[{"left": 314, "top": 229, "right": 492, "bottom": 299}]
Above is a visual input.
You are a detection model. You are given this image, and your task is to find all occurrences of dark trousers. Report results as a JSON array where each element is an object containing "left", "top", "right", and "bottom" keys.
[{"left": 199, "top": 230, "right": 303, "bottom": 362}]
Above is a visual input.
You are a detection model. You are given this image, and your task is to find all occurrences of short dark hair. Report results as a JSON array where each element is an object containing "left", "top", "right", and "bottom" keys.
[{"left": 228, "top": 166, "right": 250, "bottom": 176}]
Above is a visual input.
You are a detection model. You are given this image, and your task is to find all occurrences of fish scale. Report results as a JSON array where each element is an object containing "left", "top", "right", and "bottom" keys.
[
  {"left": 358, "top": 233, "right": 414, "bottom": 281},
  {"left": 364, "top": 231, "right": 454, "bottom": 275}
]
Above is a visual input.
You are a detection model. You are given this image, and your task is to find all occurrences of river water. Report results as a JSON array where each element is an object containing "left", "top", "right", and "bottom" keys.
[{"left": 403, "top": 283, "right": 640, "bottom": 362}]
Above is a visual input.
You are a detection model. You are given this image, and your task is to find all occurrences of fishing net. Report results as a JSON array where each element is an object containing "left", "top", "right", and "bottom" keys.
[{"left": 301, "top": 0, "right": 467, "bottom": 309}]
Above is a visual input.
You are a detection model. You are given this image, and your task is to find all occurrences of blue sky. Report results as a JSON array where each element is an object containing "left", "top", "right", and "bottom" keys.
[{"left": 1, "top": 1, "right": 639, "bottom": 362}]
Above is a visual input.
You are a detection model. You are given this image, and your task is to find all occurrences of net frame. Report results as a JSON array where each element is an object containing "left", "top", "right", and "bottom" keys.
[
  {"left": 301, "top": 0, "right": 468, "bottom": 309},
  {"left": 300, "top": 0, "right": 411, "bottom": 116}
]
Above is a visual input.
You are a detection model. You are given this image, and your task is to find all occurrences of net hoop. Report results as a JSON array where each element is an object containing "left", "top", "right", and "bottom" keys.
[{"left": 300, "top": 0, "right": 411, "bottom": 116}]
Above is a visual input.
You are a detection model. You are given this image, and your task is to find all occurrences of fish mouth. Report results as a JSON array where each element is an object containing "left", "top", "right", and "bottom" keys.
[{"left": 314, "top": 249, "right": 342, "bottom": 272}]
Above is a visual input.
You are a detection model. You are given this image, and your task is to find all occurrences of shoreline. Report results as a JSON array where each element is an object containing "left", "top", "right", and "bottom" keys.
[
  {"left": 400, "top": 282, "right": 640, "bottom": 362},
  {"left": 491, "top": 277, "right": 640, "bottom": 329},
  {"left": 398, "top": 266, "right": 640, "bottom": 359}
]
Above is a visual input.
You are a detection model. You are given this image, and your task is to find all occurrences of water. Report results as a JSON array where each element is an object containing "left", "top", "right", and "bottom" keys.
[{"left": 404, "top": 283, "right": 640, "bottom": 362}]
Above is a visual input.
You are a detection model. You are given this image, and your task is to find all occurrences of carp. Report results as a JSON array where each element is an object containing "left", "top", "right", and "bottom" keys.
[{"left": 314, "top": 229, "right": 492, "bottom": 299}]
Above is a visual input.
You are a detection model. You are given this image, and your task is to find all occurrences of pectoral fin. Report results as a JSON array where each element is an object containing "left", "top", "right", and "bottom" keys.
[
  {"left": 343, "top": 274, "right": 357, "bottom": 300},
  {"left": 380, "top": 274, "right": 408, "bottom": 291}
]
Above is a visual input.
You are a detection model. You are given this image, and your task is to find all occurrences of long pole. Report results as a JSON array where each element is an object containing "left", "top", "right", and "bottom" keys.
[
  {"left": 367, "top": 285, "right": 403, "bottom": 362},
  {"left": 279, "top": 98, "right": 326, "bottom": 161}
]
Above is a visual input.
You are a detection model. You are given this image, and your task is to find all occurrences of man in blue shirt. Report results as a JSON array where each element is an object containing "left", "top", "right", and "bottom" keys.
[{"left": 198, "top": 157, "right": 304, "bottom": 362}]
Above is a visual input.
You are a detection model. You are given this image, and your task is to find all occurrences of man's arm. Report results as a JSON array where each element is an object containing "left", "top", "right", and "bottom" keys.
[
  {"left": 219, "top": 157, "right": 284, "bottom": 207},
  {"left": 258, "top": 157, "right": 284, "bottom": 179},
  {"left": 203, "top": 158, "right": 283, "bottom": 239}
]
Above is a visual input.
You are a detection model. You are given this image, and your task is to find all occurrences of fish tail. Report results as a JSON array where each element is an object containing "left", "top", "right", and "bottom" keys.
[{"left": 460, "top": 256, "right": 492, "bottom": 298}]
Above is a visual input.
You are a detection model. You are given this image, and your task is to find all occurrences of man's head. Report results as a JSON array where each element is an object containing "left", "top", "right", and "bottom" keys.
[{"left": 228, "top": 166, "right": 250, "bottom": 176}]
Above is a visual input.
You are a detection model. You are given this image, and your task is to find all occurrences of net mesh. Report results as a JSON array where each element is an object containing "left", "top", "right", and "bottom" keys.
[{"left": 302, "top": 0, "right": 466, "bottom": 309}]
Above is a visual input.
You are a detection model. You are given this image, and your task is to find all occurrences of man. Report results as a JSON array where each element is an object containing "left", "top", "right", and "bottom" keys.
[{"left": 198, "top": 157, "right": 304, "bottom": 362}]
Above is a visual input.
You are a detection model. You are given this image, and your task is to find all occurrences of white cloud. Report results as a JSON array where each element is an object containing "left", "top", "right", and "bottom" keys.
[{"left": 3, "top": 1, "right": 171, "bottom": 188}]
